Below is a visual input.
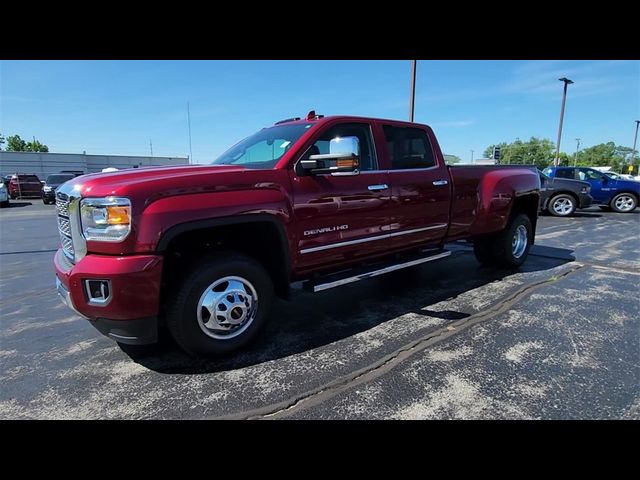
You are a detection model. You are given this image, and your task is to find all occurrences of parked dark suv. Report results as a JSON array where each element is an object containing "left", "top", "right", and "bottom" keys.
[
  {"left": 42, "top": 173, "right": 78, "bottom": 204},
  {"left": 7, "top": 174, "right": 43, "bottom": 199},
  {"left": 539, "top": 171, "right": 592, "bottom": 216}
]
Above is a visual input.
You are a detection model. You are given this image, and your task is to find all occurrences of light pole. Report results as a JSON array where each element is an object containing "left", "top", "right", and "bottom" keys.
[
  {"left": 631, "top": 120, "right": 640, "bottom": 174},
  {"left": 554, "top": 77, "right": 574, "bottom": 167},
  {"left": 409, "top": 60, "right": 417, "bottom": 122},
  {"left": 574, "top": 138, "right": 580, "bottom": 166},
  {"left": 471, "top": 150, "right": 474, "bottom": 163}
]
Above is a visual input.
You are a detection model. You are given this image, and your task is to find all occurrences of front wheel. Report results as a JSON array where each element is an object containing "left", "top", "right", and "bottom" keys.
[
  {"left": 548, "top": 194, "right": 576, "bottom": 217},
  {"left": 0, "top": 200, "right": 9, "bottom": 208},
  {"left": 165, "top": 253, "right": 274, "bottom": 357},
  {"left": 610, "top": 193, "right": 637, "bottom": 213}
]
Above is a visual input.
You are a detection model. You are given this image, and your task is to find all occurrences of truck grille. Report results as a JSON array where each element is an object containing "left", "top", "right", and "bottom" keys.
[
  {"left": 56, "top": 195, "right": 75, "bottom": 260},
  {"left": 58, "top": 217, "right": 72, "bottom": 237},
  {"left": 56, "top": 198, "right": 69, "bottom": 217}
]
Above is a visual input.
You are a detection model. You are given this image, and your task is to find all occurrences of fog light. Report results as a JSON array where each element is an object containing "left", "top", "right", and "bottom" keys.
[{"left": 84, "top": 279, "right": 111, "bottom": 305}]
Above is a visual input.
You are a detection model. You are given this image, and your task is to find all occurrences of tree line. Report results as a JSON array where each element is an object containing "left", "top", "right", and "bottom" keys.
[
  {"left": 483, "top": 137, "right": 638, "bottom": 173},
  {"left": 0, "top": 133, "right": 49, "bottom": 152}
]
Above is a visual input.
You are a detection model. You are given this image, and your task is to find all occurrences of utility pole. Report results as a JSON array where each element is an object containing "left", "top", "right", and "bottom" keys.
[
  {"left": 471, "top": 150, "right": 474, "bottom": 164},
  {"left": 409, "top": 60, "right": 417, "bottom": 122},
  {"left": 554, "top": 77, "right": 574, "bottom": 166},
  {"left": 574, "top": 138, "right": 580, "bottom": 166},
  {"left": 631, "top": 120, "right": 640, "bottom": 174},
  {"left": 187, "top": 101, "right": 193, "bottom": 164},
  {"left": 149, "top": 139, "right": 153, "bottom": 157}
]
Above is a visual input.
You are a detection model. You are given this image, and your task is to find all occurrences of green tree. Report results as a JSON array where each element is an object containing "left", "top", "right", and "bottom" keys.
[
  {"left": 576, "top": 142, "right": 636, "bottom": 173},
  {"left": 5, "top": 134, "right": 49, "bottom": 152},
  {"left": 484, "top": 137, "right": 555, "bottom": 169},
  {"left": 6, "top": 134, "right": 27, "bottom": 151},
  {"left": 26, "top": 139, "right": 49, "bottom": 152}
]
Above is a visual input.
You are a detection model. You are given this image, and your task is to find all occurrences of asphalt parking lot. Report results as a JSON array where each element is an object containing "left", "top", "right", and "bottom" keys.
[{"left": 0, "top": 200, "right": 638, "bottom": 419}]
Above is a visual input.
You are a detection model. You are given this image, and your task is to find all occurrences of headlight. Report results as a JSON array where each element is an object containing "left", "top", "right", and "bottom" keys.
[
  {"left": 80, "top": 197, "right": 131, "bottom": 242},
  {"left": 43, "top": 186, "right": 53, "bottom": 192}
]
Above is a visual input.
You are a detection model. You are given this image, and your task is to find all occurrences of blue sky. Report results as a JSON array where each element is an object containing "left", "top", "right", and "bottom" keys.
[{"left": 1, "top": 60, "right": 638, "bottom": 162}]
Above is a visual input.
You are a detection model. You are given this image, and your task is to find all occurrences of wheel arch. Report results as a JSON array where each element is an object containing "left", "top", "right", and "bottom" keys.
[{"left": 157, "top": 214, "right": 292, "bottom": 299}]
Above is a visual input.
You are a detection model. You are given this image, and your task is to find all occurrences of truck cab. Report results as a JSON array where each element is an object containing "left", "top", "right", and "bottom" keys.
[{"left": 543, "top": 166, "right": 639, "bottom": 212}]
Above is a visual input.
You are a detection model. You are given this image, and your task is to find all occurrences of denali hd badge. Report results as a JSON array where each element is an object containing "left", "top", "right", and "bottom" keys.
[{"left": 304, "top": 225, "right": 349, "bottom": 236}]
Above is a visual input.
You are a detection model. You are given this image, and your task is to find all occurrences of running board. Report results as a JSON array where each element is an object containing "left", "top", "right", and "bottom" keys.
[{"left": 303, "top": 249, "right": 451, "bottom": 293}]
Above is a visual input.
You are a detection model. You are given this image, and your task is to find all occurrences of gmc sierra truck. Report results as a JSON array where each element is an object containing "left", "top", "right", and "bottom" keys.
[{"left": 54, "top": 112, "right": 540, "bottom": 357}]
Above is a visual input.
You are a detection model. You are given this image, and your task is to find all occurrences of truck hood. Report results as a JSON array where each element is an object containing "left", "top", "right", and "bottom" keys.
[{"left": 67, "top": 164, "right": 248, "bottom": 198}]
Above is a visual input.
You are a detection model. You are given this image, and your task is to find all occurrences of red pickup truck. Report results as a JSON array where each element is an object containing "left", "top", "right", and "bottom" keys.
[{"left": 54, "top": 112, "right": 540, "bottom": 357}]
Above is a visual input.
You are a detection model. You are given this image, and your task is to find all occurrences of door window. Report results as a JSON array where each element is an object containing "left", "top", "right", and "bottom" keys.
[
  {"left": 578, "top": 169, "right": 604, "bottom": 181},
  {"left": 555, "top": 168, "right": 576, "bottom": 179},
  {"left": 383, "top": 126, "right": 437, "bottom": 170}
]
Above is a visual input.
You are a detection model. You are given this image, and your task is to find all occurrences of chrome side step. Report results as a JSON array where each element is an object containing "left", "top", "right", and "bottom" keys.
[{"left": 303, "top": 249, "right": 451, "bottom": 293}]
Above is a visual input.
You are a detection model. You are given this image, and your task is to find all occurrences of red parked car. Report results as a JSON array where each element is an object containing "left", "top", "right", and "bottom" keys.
[
  {"left": 8, "top": 173, "right": 43, "bottom": 199},
  {"left": 53, "top": 112, "right": 541, "bottom": 357}
]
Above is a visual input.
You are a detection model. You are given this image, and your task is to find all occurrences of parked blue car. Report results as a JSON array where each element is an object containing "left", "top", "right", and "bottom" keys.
[{"left": 542, "top": 166, "right": 639, "bottom": 213}]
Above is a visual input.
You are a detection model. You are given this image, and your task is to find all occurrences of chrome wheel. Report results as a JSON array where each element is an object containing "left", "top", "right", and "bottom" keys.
[
  {"left": 196, "top": 276, "right": 259, "bottom": 340},
  {"left": 511, "top": 224, "right": 528, "bottom": 259},
  {"left": 552, "top": 197, "right": 574, "bottom": 216},
  {"left": 613, "top": 194, "right": 636, "bottom": 212}
]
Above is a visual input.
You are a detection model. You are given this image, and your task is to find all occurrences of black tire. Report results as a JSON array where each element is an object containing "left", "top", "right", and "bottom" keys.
[
  {"left": 610, "top": 193, "right": 637, "bottom": 213},
  {"left": 0, "top": 200, "right": 9, "bottom": 208},
  {"left": 547, "top": 194, "right": 576, "bottom": 217},
  {"left": 165, "top": 252, "right": 274, "bottom": 357},
  {"left": 493, "top": 214, "right": 533, "bottom": 268},
  {"left": 473, "top": 214, "right": 532, "bottom": 269}
]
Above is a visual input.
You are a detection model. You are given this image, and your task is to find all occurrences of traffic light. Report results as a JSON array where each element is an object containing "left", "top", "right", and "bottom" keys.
[{"left": 493, "top": 146, "right": 501, "bottom": 161}]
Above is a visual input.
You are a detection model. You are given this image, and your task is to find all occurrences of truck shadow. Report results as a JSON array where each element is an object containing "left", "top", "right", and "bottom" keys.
[{"left": 121, "top": 245, "right": 575, "bottom": 374}]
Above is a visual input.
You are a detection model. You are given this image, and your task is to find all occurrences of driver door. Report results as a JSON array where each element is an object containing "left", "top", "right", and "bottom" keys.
[{"left": 290, "top": 121, "right": 392, "bottom": 272}]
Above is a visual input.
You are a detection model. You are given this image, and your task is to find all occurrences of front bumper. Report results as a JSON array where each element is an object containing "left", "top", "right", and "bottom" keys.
[
  {"left": 54, "top": 249, "right": 163, "bottom": 345},
  {"left": 42, "top": 190, "right": 56, "bottom": 201}
]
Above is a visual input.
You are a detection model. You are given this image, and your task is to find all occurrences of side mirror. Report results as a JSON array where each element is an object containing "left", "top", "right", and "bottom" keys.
[
  {"left": 300, "top": 153, "right": 360, "bottom": 176},
  {"left": 299, "top": 135, "right": 361, "bottom": 176}
]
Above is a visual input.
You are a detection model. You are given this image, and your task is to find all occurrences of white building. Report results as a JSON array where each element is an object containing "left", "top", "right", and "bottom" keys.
[{"left": 0, "top": 151, "right": 189, "bottom": 180}]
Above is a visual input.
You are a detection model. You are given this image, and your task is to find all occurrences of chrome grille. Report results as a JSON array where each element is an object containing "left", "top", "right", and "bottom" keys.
[
  {"left": 60, "top": 234, "right": 74, "bottom": 258},
  {"left": 58, "top": 217, "right": 71, "bottom": 237},
  {"left": 56, "top": 198, "right": 69, "bottom": 217},
  {"left": 56, "top": 194, "right": 74, "bottom": 260}
]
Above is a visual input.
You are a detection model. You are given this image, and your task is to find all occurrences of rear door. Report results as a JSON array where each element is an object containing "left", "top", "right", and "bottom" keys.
[
  {"left": 381, "top": 123, "right": 450, "bottom": 249},
  {"left": 291, "top": 121, "right": 392, "bottom": 271},
  {"left": 577, "top": 168, "right": 610, "bottom": 203}
]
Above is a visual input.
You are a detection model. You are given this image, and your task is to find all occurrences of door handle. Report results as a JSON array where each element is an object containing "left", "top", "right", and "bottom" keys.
[
  {"left": 368, "top": 184, "right": 389, "bottom": 191},
  {"left": 432, "top": 180, "right": 448, "bottom": 186}
]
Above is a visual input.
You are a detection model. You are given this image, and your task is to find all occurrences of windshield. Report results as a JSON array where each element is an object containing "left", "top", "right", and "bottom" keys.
[
  {"left": 46, "top": 174, "right": 75, "bottom": 184},
  {"left": 212, "top": 124, "right": 312, "bottom": 169}
]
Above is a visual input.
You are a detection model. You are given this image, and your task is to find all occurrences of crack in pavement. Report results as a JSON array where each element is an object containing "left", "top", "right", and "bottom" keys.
[{"left": 214, "top": 263, "right": 586, "bottom": 420}]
